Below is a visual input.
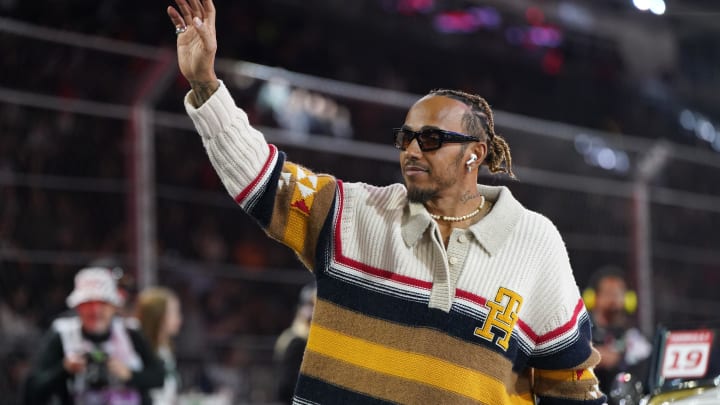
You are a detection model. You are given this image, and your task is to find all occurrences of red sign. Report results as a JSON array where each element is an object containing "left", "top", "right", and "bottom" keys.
[{"left": 661, "top": 329, "right": 714, "bottom": 379}]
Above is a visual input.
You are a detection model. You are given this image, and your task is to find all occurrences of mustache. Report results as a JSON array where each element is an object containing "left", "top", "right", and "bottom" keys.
[{"left": 403, "top": 159, "right": 429, "bottom": 171}]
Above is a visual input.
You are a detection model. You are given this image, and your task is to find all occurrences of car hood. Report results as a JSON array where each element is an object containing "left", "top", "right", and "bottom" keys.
[{"left": 649, "top": 386, "right": 720, "bottom": 404}]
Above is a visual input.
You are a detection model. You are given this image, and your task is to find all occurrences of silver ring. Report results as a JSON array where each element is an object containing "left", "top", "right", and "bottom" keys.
[{"left": 175, "top": 26, "right": 188, "bottom": 35}]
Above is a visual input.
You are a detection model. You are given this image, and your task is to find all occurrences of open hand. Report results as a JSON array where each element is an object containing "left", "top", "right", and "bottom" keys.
[{"left": 167, "top": 0, "right": 218, "bottom": 86}]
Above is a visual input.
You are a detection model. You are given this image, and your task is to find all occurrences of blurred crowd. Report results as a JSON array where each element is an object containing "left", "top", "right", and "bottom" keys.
[
  {"left": 2, "top": 0, "right": 720, "bottom": 403},
  {"left": 4, "top": 0, "right": 718, "bottom": 145}
]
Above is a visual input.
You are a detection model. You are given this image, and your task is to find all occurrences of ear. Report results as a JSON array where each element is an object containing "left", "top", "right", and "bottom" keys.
[{"left": 471, "top": 141, "right": 488, "bottom": 164}]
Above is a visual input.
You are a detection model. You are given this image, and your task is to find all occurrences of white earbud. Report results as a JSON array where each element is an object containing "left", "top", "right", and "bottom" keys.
[
  {"left": 466, "top": 154, "right": 478, "bottom": 172},
  {"left": 465, "top": 154, "right": 478, "bottom": 166}
]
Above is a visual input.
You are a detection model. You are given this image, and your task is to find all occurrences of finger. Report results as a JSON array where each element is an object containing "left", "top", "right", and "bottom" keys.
[
  {"left": 203, "top": 0, "right": 216, "bottom": 24},
  {"left": 167, "top": 6, "right": 186, "bottom": 29},
  {"left": 175, "top": 0, "right": 194, "bottom": 27},
  {"left": 188, "top": 0, "right": 205, "bottom": 21},
  {"left": 192, "top": 15, "right": 210, "bottom": 43}
]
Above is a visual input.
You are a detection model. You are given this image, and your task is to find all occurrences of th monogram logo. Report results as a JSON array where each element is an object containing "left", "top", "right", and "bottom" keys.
[{"left": 474, "top": 287, "right": 523, "bottom": 351}]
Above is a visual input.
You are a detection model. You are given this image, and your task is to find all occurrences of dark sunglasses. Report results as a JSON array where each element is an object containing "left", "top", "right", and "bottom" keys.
[{"left": 393, "top": 127, "right": 481, "bottom": 152}]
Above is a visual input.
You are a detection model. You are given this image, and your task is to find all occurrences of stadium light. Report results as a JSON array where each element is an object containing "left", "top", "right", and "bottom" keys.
[
  {"left": 649, "top": 0, "right": 666, "bottom": 15},
  {"left": 632, "top": 0, "right": 651, "bottom": 11},
  {"left": 632, "top": 0, "right": 665, "bottom": 15}
]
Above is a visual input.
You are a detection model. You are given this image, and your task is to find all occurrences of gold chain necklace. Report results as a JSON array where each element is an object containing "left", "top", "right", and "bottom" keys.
[{"left": 429, "top": 196, "right": 485, "bottom": 222}]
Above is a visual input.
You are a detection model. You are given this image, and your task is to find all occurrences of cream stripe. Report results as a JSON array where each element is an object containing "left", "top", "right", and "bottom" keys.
[{"left": 306, "top": 325, "right": 532, "bottom": 404}]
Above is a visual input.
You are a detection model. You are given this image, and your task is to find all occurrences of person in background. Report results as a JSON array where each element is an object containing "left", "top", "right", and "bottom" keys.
[
  {"left": 24, "top": 267, "right": 164, "bottom": 405},
  {"left": 273, "top": 283, "right": 316, "bottom": 403},
  {"left": 583, "top": 266, "right": 652, "bottom": 393},
  {"left": 86, "top": 258, "right": 138, "bottom": 318},
  {"left": 135, "top": 286, "right": 183, "bottom": 405}
]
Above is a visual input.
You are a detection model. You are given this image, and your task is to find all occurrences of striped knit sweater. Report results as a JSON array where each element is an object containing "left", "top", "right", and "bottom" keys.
[{"left": 186, "top": 83, "right": 607, "bottom": 405}]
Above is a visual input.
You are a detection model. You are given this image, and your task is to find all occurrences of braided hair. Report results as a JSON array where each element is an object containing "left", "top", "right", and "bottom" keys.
[{"left": 429, "top": 89, "right": 515, "bottom": 178}]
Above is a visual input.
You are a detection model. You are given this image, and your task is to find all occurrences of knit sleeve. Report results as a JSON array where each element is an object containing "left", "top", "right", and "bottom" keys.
[
  {"left": 525, "top": 216, "right": 606, "bottom": 404},
  {"left": 185, "top": 82, "right": 338, "bottom": 270}
]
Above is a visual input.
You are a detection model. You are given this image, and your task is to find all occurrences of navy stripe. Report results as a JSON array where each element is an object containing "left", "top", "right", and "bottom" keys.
[
  {"left": 245, "top": 151, "right": 286, "bottom": 227},
  {"left": 313, "top": 187, "right": 339, "bottom": 278},
  {"left": 325, "top": 266, "right": 429, "bottom": 303},
  {"left": 294, "top": 374, "right": 396, "bottom": 405},
  {"left": 319, "top": 264, "right": 593, "bottom": 371},
  {"left": 531, "top": 312, "right": 591, "bottom": 357},
  {"left": 527, "top": 316, "right": 594, "bottom": 370},
  {"left": 536, "top": 395, "right": 607, "bottom": 405},
  {"left": 315, "top": 274, "right": 530, "bottom": 369}
]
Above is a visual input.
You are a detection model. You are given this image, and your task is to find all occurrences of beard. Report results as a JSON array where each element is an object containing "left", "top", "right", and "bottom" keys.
[
  {"left": 403, "top": 149, "right": 466, "bottom": 203},
  {"left": 407, "top": 186, "right": 438, "bottom": 203}
]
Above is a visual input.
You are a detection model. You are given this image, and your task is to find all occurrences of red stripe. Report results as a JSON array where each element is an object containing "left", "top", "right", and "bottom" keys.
[
  {"left": 332, "top": 182, "right": 432, "bottom": 291},
  {"left": 234, "top": 144, "right": 277, "bottom": 204},
  {"left": 517, "top": 299, "right": 585, "bottom": 344},
  {"left": 339, "top": 256, "right": 434, "bottom": 290},
  {"left": 454, "top": 289, "right": 488, "bottom": 306},
  {"left": 329, "top": 182, "right": 586, "bottom": 346}
]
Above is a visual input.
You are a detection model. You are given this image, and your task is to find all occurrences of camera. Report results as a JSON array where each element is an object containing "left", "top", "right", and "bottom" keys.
[{"left": 84, "top": 349, "right": 110, "bottom": 389}]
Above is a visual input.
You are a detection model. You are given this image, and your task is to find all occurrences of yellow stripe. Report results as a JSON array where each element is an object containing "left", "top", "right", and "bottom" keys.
[
  {"left": 536, "top": 368, "right": 596, "bottom": 382},
  {"left": 306, "top": 325, "right": 533, "bottom": 404},
  {"left": 284, "top": 209, "right": 307, "bottom": 253}
]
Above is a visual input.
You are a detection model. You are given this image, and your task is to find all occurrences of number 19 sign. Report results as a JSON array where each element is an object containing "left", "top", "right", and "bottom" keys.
[{"left": 661, "top": 329, "right": 714, "bottom": 379}]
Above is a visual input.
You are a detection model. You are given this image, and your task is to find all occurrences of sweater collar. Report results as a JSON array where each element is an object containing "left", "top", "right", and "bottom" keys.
[{"left": 401, "top": 185, "right": 524, "bottom": 256}]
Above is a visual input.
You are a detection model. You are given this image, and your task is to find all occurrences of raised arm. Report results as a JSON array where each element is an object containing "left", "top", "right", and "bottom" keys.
[
  {"left": 166, "top": 0, "right": 339, "bottom": 270},
  {"left": 167, "top": 0, "right": 219, "bottom": 106}
]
